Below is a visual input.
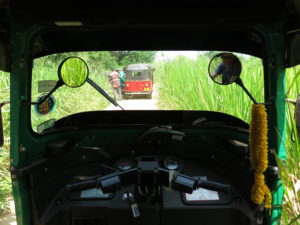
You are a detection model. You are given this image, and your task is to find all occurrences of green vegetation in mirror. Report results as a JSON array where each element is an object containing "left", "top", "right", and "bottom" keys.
[
  {"left": 296, "top": 94, "right": 300, "bottom": 139},
  {"left": 208, "top": 52, "right": 242, "bottom": 85},
  {"left": 58, "top": 57, "right": 89, "bottom": 88}
]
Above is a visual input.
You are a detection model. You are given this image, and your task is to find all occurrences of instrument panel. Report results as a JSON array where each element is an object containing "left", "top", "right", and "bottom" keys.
[
  {"left": 67, "top": 155, "right": 234, "bottom": 205},
  {"left": 32, "top": 153, "right": 255, "bottom": 225}
]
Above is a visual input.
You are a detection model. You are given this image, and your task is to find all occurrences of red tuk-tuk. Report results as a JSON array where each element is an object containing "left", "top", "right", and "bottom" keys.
[{"left": 123, "top": 64, "right": 154, "bottom": 99}]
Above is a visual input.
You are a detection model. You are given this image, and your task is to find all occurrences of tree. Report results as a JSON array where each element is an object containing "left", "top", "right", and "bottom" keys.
[{"left": 110, "top": 51, "right": 157, "bottom": 67}]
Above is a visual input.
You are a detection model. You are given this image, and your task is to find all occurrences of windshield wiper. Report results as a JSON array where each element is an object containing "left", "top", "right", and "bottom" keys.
[{"left": 87, "top": 78, "right": 124, "bottom": 110}]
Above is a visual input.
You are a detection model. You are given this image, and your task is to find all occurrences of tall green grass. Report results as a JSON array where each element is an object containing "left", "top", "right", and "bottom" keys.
[
  {"left": 155, "top": 54, "right": 264, "bottom": 123},
  {"left": 279, "top": 66, "right": 300, "bottom": 225}
]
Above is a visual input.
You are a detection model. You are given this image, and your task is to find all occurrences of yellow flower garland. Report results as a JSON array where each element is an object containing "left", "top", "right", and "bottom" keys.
[{"left": 249, "top": 104, "right": 272, "bottom": 208}]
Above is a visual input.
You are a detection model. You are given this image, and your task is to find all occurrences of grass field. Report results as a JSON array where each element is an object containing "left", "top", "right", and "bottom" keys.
[
  {"left": 155, "top": 54, "right": 264, "bottom": 123},
  {"left": 0, "top": 52, "right": 299, "bottom": 224}
]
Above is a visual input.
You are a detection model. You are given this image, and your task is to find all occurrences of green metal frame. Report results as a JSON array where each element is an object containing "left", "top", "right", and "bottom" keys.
[
  {"left": 8, "top": 20, "right": 286, "bottom": 225},
  {"left": 258, "top": 23, "right": 286, "bottom": 225}
]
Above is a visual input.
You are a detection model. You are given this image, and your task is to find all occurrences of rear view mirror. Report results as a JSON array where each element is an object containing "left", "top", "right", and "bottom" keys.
[
  {"left": 58, "top": 57, "right": 89, "bottom": 88},
  {"left": 25, "top": 56, "right": 123, "bottom": 110},
  {"left": 28, "top": 57, "right": 89, "bottom": 106},
  {"left": 0, "top": 101, "right": 9, "bottom": 147},
  {"left": 207, "top": 52, "right": 257, "bottom": 104},
  {"left": 208, "top": 52, "right": 242, "bottom": 85}
]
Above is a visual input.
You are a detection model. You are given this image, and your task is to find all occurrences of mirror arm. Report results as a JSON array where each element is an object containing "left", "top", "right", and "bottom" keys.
[
  {"left": 235, "top": 78, "right": 257, "bottom": 104},
  {"left": 0, "top": 101, "right": 10, "bottom": 108},
  {"left": 286, "top": 98, "right": 296, "bottom": 105},
  {"left": 86, "top": 78, "right": 124, "bottom": 110},
  {"left": 28, "top": 80, "right": 63, "bottom": 105}
]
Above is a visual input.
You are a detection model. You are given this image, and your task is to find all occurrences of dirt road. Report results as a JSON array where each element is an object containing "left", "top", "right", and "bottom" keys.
[
  {"left": 0, "top": 201, "right": 16, "bottom": 225},
  {"left": 105, "top": 97, "right": 158, "bottom": 110},
  {"left": 106, "top": 85, "right": 159, "bottom": 110}
]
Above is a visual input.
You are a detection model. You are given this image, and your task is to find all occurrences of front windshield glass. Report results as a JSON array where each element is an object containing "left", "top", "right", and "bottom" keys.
[{"left": 31, "top": 51, "right": 264, "bottom": 132}]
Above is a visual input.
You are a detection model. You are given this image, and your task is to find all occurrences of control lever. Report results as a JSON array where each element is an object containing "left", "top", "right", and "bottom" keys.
[{"left": 171, "top": 174, "right": 230, "bottom": 193}]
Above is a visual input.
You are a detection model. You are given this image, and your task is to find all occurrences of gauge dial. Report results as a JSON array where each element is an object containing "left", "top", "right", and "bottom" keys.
[
  {"left": 163, "top": 157, "right": 180, "bottom": 170},
  {"left": 115, "top": 158, "right": 134, "bottom": 171}
]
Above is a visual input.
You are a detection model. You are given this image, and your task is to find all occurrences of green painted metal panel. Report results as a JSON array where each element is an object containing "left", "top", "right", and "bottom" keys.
[
  {"left": 257, "top": 22, "right": 286, "bottom": 225},
  {"left": 10, "top": 21, "right": 44, "bottom": 225}
]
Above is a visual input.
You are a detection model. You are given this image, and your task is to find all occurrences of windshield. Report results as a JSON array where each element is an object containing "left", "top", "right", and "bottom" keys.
[
  {"left": 31, "top": 51, "right": 264, "bottom": 132},
  {"left": 126, "top": 71, "right": 152, "bottom": 81}
]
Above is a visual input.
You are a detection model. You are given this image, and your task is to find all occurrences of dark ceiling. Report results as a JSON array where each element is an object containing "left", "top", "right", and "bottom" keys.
[{"left": 1, "top": 0, "right": 300, "bottom": 68}]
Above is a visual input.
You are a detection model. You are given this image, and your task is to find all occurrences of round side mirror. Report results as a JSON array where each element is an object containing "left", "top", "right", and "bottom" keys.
[
  {"left": 208, "top": 52, "right": 242, "bottom": 85},
  {"left": 58, "top": 57, "right": 89, "bottom": 88}
]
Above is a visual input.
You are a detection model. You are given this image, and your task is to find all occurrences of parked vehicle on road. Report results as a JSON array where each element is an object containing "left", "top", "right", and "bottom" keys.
[{"left": 123, "top": 64, "right": 154, "bottom": 99}]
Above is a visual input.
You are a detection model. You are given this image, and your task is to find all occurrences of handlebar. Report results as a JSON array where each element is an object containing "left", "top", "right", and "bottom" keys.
[{"left": 66, "top": 158, "right": 230, "bottom": 195}]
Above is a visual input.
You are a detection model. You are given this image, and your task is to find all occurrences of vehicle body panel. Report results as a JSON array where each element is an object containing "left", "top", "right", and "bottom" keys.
[{"left": 124, "top": 81, "right": 152, "bottom": 94}]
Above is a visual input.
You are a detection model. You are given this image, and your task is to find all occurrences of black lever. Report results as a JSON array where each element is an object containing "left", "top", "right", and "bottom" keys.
[{"left": 197, "top": 180, "right": 230, "bottom": 193}]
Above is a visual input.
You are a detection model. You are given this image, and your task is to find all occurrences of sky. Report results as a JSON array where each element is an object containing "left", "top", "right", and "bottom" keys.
[{"left": 154, "top": 51, "right": 200, "bottom": 61}]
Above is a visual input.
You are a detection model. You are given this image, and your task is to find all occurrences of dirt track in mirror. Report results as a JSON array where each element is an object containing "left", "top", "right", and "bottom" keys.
[
  {"left": 105, "top": 85, "right": 159, "bottom": 110},
  {"left": 0, "top": 200, "right": 16, "bottom": 225}
]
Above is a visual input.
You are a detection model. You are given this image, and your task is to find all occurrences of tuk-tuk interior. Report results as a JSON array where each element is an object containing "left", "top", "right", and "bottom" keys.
[{"left": 1, "top": 0, "right": 300, "bottom": 225}]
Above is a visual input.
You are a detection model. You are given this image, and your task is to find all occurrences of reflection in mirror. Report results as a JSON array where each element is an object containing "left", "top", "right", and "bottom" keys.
[
  {"left": 208, "top": 52, "right": 242, "bottom": 85},
  {"left": 58, "top": 57, "right": 89, "bottom": 88}
]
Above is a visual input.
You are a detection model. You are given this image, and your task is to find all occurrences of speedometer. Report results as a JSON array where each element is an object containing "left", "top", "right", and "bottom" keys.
[
  {"left": 115, "top": 158, "right": 134, "bottom": 171},
  {"left": 163, "top": 156, "right": 180, "bottom": 170}
]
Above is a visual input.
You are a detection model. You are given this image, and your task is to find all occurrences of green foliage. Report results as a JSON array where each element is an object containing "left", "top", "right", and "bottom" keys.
[
  {"left": 0, "top": 71, "right": 11, "bottom": 214},
  {"left": 85, "top": 52, "right": 118, "bottom": 71},
  {"left": 60, "top": 57, "right": 88, "bottom": 87},
  {"left": 110, "top": 51, "right": 157, "bottom": 67},
  {"left": 277, "top": 66, "right": 300, "bottom": 225}
]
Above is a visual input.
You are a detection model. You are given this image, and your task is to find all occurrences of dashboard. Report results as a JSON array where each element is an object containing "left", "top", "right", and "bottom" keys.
[
  {"left": 28, "top": 150, "right": 256, "bottom": 225},
  {"left": 21, "top": 123, "right": 258, "bottom": 225}
]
